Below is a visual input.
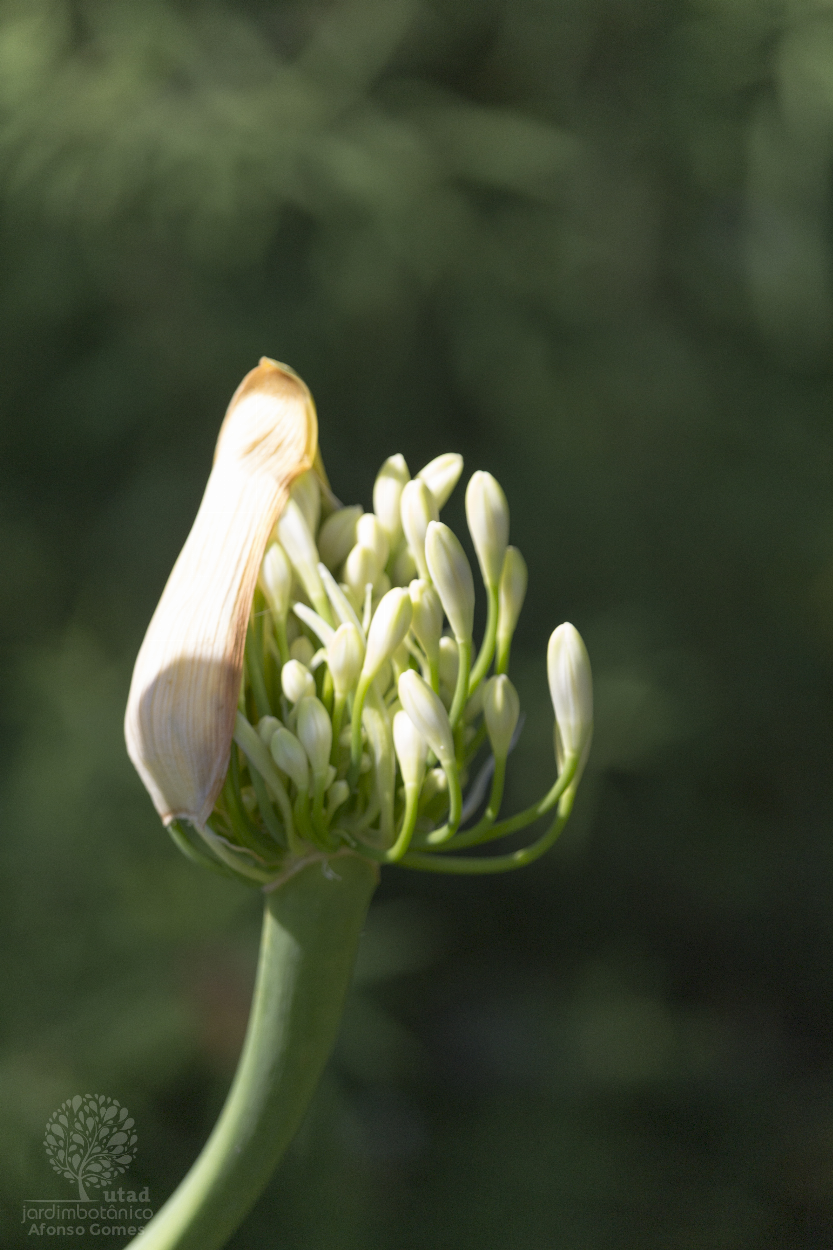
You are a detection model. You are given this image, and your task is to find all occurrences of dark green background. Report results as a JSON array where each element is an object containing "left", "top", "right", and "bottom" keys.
[{"left": 2, "top": 1, "right": 833, "bottom": 1246}]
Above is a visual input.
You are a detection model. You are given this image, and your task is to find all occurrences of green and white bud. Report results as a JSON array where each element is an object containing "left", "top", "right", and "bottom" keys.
[
  {"left": 400, "top": 479, "right": 438, "bottom": 581},
  {"left": 327, "top": 622, "right": 365, "bottom": 697},
  {"left": 417, "top": 453, "right": 464, "bottom": 510},
  {"left": 482, "top": 675, "right": 520, "bottom": 760},
  {"left": 281, "top": 659, "right": 316, "bottom": 704},
  {"left": 326, "top": 778, "right": 350, "bottom": 819},
  {"left": 393, "top": 709, "right": 428, "bottom": 790},
  {"left": 260, "top": 543, "right": 293, "bottom": 623},
  {"left": 409, "top": 579, "right": 443, "bottom": 664},
  {"left": 276, "top": 498, "right": 329, "bottom": 619},
  {"left": 295, "top": 696, "right": 332, "bottom": 779},
  {"left": 362, "top": 588, "right": 413, "bottom": 683},
  {"left": 398, "top": 669, "right": 455, "bottom": 769},
  {"left": 425, "top": 521, "right": 475, "bottom": 644},
  {"left": 343, "top": 543, "right": 383, "bottom": 601},
  {"left": 289, "top": 470, "right": 321, "bottom": 537},
  {"left": 391, "top": 545, "right": 418, "bottom": 587},
  {"left": 256, "top": 715, "right": 282, "bottom": 746},
  {"left": 356, "top": 513, "right": 390, "bottom": 570},
  {"left": 438, "top": 636, "right": 459, "bottom": 696},
  {"left": 289, "top": 636, "right": 316, "bottom": 666},
  {"left": 497, "top": 547, "right": 528, "bottom": 661},
  {"left": 465, "top": 471, "right": 509, "bottom": 589},
  {"left": 270, "top": 726, "right": 309, "bottom": 793},
  {"left": 373, "top": 453, "right": 410, "bottom": 545},
  {"left": 547, "top": 623, "right": 593, "bottom": 767},
  {"left": 317, "top": 505, "right": 362, "bottom": 572}
]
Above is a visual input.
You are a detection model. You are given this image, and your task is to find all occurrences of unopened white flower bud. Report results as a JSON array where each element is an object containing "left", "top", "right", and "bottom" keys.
[
  {"left": 276, "top": 498, "right": 328, "bottom": 617},
  {"left": 343, "top": 543, "right": 382, "bottom": 600},
  {"left": 400, "top": 479, "right": 438, "bottom": 581},
  {"left": 497, "top": 547, "right": 527, "bottom": 646},
  {"left": 417, "top": 453, "right": 463, "bottom": 510},
  {"left": 425, "top": 521, "right": 475, "bottom": 643},
  {"left": 256, "top": 715, "right": 282, "bottom": 746},
  {"left": 327, "top": 622, "right": 365, "bottom": 697},
  {"left": 393, "top": 710, "right": 428, "bottom": 789},
  {"left": 356, "top": 513, "right": 390, "bottom": 570},
  {"left": 295, "top": 696, "right": 332, "bottom": 779},
  {"left": 289, "top": 470, "right": 321, "bottom": 537},
  {"left": 374, "top": 659, "right": 393, "bottom": 696},
  {"left": 391, "top": 545, "right": 418, "bottom": 587},
  {"left": 326, "top": 778, "right": 350, "bottom": 816},
  {"left": 317, "top": 505, "right": 362, "bottom": 571},
  {"left": 362, "top": 588, "right": 413, "bottom": 683},
  {"left": 373, "top": 454, "right": 410, "bottom": 544},
  {"left": 482, "top": 675, "right": 520, "bottom": 760},
  {"left": 281, "top": 658, "right": 316, "bottom": 704},
  {"left": 270, "top": 726, "right": 309, "bottom": 792},
  {"left": 466, "top": 471, "right": 509, "bottom": 589},
  {"left": 398, "top": 670, "right": 455, "bottom": 769},
  {"left": 261, "top": 543, "right": 293, "bottom": 622},
  {"left": 547, "top": 623, "right": 593, "bottom": 766},
  {"left": 438, "top": 636, "right": 459, "bottom": 696},
  {"left": 289, "top": 636, "right": 316, "bottom": 666},
  {"left": 409, "top": 579, "right": 443, "bottom": 662}
]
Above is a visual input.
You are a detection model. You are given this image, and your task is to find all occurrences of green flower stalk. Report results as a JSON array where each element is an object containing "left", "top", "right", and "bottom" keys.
[{"left": 124, "top": 358, "right": 593, "bottom": 1250}]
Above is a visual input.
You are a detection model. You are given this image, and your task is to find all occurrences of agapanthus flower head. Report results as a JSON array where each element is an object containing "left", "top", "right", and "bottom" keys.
[{"left": 125, "top": 361, "right": 592, "bottom": 885}]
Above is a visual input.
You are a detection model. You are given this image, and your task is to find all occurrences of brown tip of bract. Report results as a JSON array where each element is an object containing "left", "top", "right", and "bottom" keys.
[{"left": 125, "top": 360, "right": 318, "bottom": 827}]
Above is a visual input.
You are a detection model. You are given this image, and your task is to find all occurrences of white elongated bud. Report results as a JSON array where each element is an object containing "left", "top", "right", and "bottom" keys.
[
  {"left": 270, "top": 726, "right": 309, "bottom": 792},
  {"left": 547, "top": 623, "right": 593, "bottom": 765},
  {"left": 260, "top": 543, "right": 293, "bottom": 623},
  {"left": 417, "top": 453, "right": 463, "bottom": 510},
  {"left": 276, "top": 497, "right": 328, "bottom": 615},
  {"left": 391, "top": 545, "right": 418, "bottom": 587},
  {"left": 356, "top": 513, "right": 390, "bottom": 570},
  {"left": 295, "top": 696, "right": 332, "bottom": 779},
  {"left": 398, "top": 669, "right": 455, "bottom": 769},
  {"left": 393, "top": 709, "right": 428, "bottom": 789},
  {"left": 362, "top": 588, "right": 413, "bottom": 683},
  {"left": 373, "top": 453, "right": 410, "bottom": 544},
  {"left": 256, "top": 715, "right": 282, "bottom": 746},
  {"left": 343, "top": 543, "right": 382, "bottom": 600},
  {"left": 290, "top": 469, "right": 321, "bottom": 536},
  {"left": 327, "top": 622, "right": 365, "bottom": 697},
  {"left": 425, "top": 521, "right": 475, "bottom": 643},
  {"left": 400, "top": 479, "right": 438, "bottom": 581},
  {"left": 482, "top": 675, "right": 520, "bottom": 760},
  {"left": 497, "top": 547, "right": 527, "bottom": 642},
  {"left": 317, "top": 505, "right": 362, "bottom": 571},
  {"left": 438, "top": 636, "right": 459, "bottom": 694},
  {"left": 281, "top": 658, "right": 315, "bottom": 704},
  {"left": 409, "top": 579, "right": 443, "bottom": 662},
  {"left": 466, "top": 471, "right": 509, "bottom": 589},
  {"left": 326, "top": 778, "right": 350, "bottom": 817},
  {"left": 374, "top": 658, "right": 393, "bottom": 696}
]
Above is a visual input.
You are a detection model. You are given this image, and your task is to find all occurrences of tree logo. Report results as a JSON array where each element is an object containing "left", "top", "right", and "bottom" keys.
[{"left": 43, "top": 1095, "right": 137, "bottom": 1199}]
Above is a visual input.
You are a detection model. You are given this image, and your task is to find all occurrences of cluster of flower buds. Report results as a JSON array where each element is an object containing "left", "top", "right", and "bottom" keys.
[{"left": 125, "top": 361, "right": 592, "bottom": 886}]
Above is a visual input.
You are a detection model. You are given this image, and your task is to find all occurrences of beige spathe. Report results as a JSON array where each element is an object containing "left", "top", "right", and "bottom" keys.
[{"left": 124, "top": 359, "right": 317, "bottom": 827}]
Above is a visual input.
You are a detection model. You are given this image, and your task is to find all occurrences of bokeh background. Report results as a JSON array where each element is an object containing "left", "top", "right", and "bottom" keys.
[{"left": 2, "top": 1, "right": 833, "bottom": 1246}]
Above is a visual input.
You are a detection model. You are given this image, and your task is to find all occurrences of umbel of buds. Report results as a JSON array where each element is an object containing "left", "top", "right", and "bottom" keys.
[
  {"left": 125, "top": 358, "right": 592, "bottom": 885},
  {"left": 122, "top": 360, "right": 593, "bottom": 1250}
]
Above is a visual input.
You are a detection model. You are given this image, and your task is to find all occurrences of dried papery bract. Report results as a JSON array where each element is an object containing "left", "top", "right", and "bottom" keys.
[{"left": 124, "top": 359, "right": 317, "bottom": 827}]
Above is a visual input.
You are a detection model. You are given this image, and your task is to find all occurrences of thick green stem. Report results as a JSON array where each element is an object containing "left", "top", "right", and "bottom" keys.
[{"left": 129, "top": 854, "right": 378, "bottom": 1250}]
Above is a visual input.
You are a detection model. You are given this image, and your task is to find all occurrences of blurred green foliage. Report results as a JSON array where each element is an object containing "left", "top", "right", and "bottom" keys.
[{"left": 2, "top": 0, "right": 833, "bottom": 1245}]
